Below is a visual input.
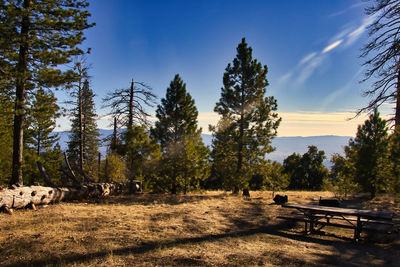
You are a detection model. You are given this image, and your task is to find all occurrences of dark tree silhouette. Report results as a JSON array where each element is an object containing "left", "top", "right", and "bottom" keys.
[{"left": 361, "top": 0, "right": 400, "bottom": 128}]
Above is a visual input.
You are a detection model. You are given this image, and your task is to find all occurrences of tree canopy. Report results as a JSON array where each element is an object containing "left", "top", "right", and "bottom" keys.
[
  {"left": 151, "top": 74, "right": 209, "bottom": 194},
  {"left": 283, "top": 146, "right": 329, "bottom": 190},
  {"left": 347, "top": 110, "right": 390, "bottom": 198},
  {"left": 211, "top": 38, "right": 281, "bottom": 193},
  {"left": 151, "top": 74, "right": 199, "bottom": 148},
  {"left": 0, "top": 0, "right": 94, "bottom": 185}
]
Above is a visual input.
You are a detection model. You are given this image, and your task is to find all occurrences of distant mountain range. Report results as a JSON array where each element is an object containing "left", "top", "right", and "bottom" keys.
[{"left": 56, "top": 129, "right": 351, "bottom": 168}]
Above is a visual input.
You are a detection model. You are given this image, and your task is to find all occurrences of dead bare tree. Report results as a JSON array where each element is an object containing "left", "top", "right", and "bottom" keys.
[
  {"left": 102, "top": 80, "right": 156, "bottom": 129},
  {"left": 361, "top": 0, "right": 400, "bottom": 129}
]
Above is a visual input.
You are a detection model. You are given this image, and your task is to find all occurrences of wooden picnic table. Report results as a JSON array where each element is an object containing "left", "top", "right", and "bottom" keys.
[{"left": 281, "top": 203, "right": 393, "bottom": 242}]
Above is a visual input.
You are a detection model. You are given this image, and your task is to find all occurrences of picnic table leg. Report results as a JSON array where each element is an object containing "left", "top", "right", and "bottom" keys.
[
  {"left": 310, "top": 218, "right": 314, "bottom": 233},
  {"left": 354, "top": 216, "right": 361, "bottom": 242},
  {"left": 305, "top": 221, "right": 308, "bottom": 232}
]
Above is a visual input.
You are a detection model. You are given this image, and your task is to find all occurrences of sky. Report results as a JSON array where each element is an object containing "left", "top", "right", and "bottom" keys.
[{"left": 55, "top": 0, "right": 393, "bottom": 136}]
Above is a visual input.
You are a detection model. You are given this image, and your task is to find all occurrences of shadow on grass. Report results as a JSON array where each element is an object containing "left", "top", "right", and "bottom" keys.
[
  {"left": 2, "top": 223, "right": 307, "bottom": 267},
  {"left": 6, "top": 222, "right": 399, "bottom": 267},
  {"left": 4, "top": 195, "right": 400, "bottom": 267}
]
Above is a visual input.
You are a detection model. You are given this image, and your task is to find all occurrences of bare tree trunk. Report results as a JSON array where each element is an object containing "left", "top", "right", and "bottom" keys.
[
  {"left": 37, "top": 162, "right": 57, "bottom": 187},
  {"left": 112, "top": 117, "right": 118, "bottom": 152},
  {"left": 36, "top": 133, "right": 41, "bottom": 155},
  {"left": 104, "top": 157, "right": 109, "bottom": 182},
  {"left": 11, "top": 0, "right": 31, "bottom": 186},
  {"left": 64, "top": 152, "right": 79, "bottom": 184},
  {"left": 234, "top": 86, "right": 245, "bottom": 194},
  {"left": 128, "top": 79, "right": 134, "bottom": 128},
  {"left": 78, "top": 76, "right": 84, "bottom": 171},
  {"left": 395, "top": 71, "right": 400, "bottom": 130},
  {"left": 98, "top": 152, "right": 101, "bottom": 180}
]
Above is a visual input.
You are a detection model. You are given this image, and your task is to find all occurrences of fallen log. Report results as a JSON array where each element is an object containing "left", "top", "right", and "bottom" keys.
[{"left": 0, "top": 181, "right": 138, "bottom": 214}]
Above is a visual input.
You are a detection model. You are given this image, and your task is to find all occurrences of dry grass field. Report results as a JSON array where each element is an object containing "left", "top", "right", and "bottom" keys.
[{"left": 1, "top": 191, "right": 399, "bottom": 266}]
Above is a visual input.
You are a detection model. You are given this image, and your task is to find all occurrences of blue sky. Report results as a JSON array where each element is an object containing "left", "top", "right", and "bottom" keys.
[{"left": 56, "top": 0, "right": 391, "bottom": 136}]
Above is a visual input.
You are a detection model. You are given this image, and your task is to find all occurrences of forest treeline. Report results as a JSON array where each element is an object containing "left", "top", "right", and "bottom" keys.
[{"left": 0, "top": 0, "right": 400, "bottom": 198}]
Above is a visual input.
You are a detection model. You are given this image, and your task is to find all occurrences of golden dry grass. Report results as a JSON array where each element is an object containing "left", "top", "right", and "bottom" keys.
[{"left": 0, "top": 191, "right": 399, "bottom": 266}]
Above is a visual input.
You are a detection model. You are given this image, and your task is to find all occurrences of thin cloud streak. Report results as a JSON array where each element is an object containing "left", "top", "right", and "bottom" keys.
[
  {"left": 320, "top": 68, "right": 364, "bottom": 110},
  {"left": 277, "top": 12, "right": 375, "bottom": 90},
  {"left": 328, "top": 2, "right": 365, "bottom": 17},
  {"left": 299, "top": 52, "right": 317, "bottom": 65},
  {"left": 322, "top": 39, "right": 343, "bottom": 53},
  {"left": 295, "top": 54, "right": 325, "bottom": 85},
  {"left": 345, "top": 13, "right": 378, "bottom": 47}
]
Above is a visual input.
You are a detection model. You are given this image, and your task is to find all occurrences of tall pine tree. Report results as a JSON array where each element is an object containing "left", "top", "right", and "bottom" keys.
[
  {"left": 67, "top": 79, "right": 100, "bottom": 179},
  {"left": 0, "top": 0, "right": 94, "bottom": 185},
  {"left": 212, "top": 38, "right": 281, "bottom": 193},
  {"left": 347, "top": 110, "right": 390, "bottom": 198},
  {"left": 151, "top": 74, "right": 209, "bottom": 194},
  {"left": 151, "top": 74, "right": 199, "bottom": 147}
]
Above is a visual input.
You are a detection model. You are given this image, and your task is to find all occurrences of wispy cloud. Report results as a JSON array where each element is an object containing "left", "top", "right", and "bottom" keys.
[
  {"left": 277, "top": 11, "right": 376, "bottom": 90},
  {"left": 295, "top": 54, "right": 325, "bottom": 85},
  {"left": 328, "top": 2, "right": 365, "bottom": 17},
  {"left": 320, "top": 68, "right": 364, "bottom": 111},
  {"left": 345, "top": 13, "right": 377, "bottom": 47},
  {"left": 276, "top": 71, "right": 293, "bottom": 87},
  {"left": 322, "top": 39, "right": 343, "bottom": 53},
  {"left": 299, "top": 52, "right": 317, "bottom": 65}
]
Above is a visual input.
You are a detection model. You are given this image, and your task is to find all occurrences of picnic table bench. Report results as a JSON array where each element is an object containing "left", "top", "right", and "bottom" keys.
[{"left": 279, "top": 203, "right": 394, "bottom": 242}]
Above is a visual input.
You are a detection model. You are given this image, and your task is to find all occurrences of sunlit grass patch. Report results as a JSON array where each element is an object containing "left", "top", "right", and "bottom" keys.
[{"left": 0, "top": 190, "right": 399, "bottom": 266}]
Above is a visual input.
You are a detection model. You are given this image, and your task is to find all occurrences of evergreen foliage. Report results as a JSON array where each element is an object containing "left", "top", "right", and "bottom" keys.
[
  {"left": 121, "top": 125, "right": 161, "bottom": 182},
  {"left": 212, "top": 38, "right": 281, "bottom": 193},
  {"left": 283, "top": 146, "right": 329, "bottom": 190},
  {"left": 25, "top": 88, "right": 60, "bottom": 155},
  {"left": 42, "top": 143, "right": 63, "bottom": 184},
  {"left": 0, "top": 87, "right": 14, "bottom": 185},
  {"left": 67, "top": 78, "right": 100, "bottom": 178},
  {"left": 152, "top": 74, "right": 209, "bottom": 194},
  {"left": 101, "top": 153, "right": 126, "bottom": 183},
  {"left": 151, "top": 74, "right": 199, "bottom": 147},
  {"left": 23, "top": 143, "right": 63, "bottom": 185},
  {"left": 208, "top": 117, "right": 237, "bottom": 190},
  {"left": 346, "top": 110, "right": 390, "bottom": 198},
  {"left": 249, "top": 161, "right": 289, "bottom": 194},
  {"left": 160, "top": 134, "right": 209, "bottom": 194},
  {"left": 329, "top": 153, "right": 358, "bottom": 197},
  {"left": 264, "top": 161, "right": 289, "bottom": 195},
  {"left": 0, "top": 0, "right": 94, "bottom": 185},
  {"left": 22, "top": 87, "right": 62, "bottom": 186}
]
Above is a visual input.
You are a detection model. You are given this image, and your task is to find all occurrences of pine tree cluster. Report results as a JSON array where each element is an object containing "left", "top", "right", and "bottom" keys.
[{"left": 0, "top": 1, "right": 399, "bottom": 196}]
